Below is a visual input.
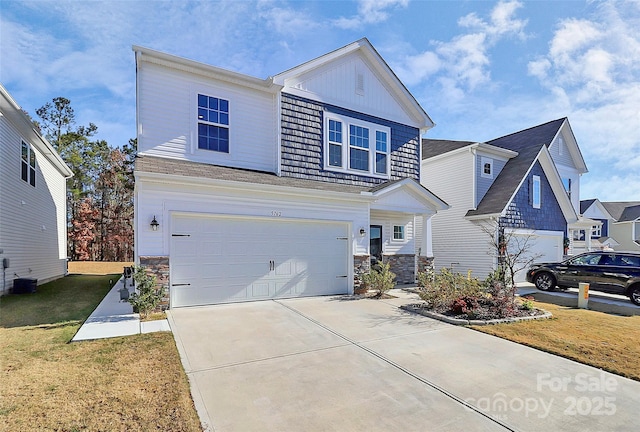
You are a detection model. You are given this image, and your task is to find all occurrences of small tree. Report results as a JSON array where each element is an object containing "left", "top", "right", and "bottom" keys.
[
  {"left": 128, "top": 266, "right": 162, "bottom": 319},
  {"left": 480, "top": 220, "right": 543, "bottom": 293}
]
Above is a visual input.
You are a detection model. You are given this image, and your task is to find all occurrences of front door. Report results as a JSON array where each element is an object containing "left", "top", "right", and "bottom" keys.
[{"left": 370, "top": 225, "right": 383, "bottom": 265}]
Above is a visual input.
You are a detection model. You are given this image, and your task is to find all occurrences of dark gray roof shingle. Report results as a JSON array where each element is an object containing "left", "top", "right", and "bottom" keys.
[
  {"left": 421, "top": 139, "right": 476, "bottom": 159},
  {"left": 601, "top": 202, "right": 640, "bottom": 221},
  {"left": 134, "top": 155, "right": 411, "bottom": 195},
  {"left": 619, "top": 205, "right": 640, "bottom": 222},
  {"left": 423, "top": 118, "right": 566, "bottom": 218},
  {"left": 580, "top": 199, "right": 597, "bottom": 214}
]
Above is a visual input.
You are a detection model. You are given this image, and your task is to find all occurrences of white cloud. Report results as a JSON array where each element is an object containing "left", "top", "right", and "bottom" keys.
[
  {"left": 526, "top": 2, "right": 640, "bottom": 200},
  {"left": 257, "top": 1, "right": 320, "bottom": 36},
  {"left": 393, "top": 1, "right": 527, "bottom": 94},
  {"left": 333, "top": 0, "right": 408, "bottom": 30},
  {"left": 392, "top": 51, "right": 441, "bottom": 86},
  {"left": 459, "top": 0, "right": 527, "bottom": 39}
]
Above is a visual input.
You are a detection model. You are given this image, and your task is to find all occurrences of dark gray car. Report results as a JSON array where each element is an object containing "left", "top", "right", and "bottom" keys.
[{"left": 526, "top": 251, "right": 640, "bottom": 306}]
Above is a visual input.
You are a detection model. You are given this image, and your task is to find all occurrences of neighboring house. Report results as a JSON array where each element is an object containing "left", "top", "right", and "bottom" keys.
[
  {"left": 133, "top": 39, "right": 448, "bottom": 308},
  {"left": 581, "top": 199, "right": 640, "bottom": 252},
  {"left": 421, "top": 118, "right": 597, "bottom": 282},
  {"left": 0, "top": 84, "right": 73, "bottom": 295}
]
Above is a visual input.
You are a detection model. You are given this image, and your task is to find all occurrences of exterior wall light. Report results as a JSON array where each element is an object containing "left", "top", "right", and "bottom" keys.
[
  {"left": 359, "top": 227, "right": 366, "bottom": 237},
  {"left": 150, "top": 215, "right": 159, "bottom": 231}
]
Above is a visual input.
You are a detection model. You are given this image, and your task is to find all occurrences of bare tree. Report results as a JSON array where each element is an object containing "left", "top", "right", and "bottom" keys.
[{"left": 480, "top": 219, "right": 543, "bottom": 290}]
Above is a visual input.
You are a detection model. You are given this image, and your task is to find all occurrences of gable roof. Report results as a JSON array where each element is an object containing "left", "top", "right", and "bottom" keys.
[
  {"left": 601, "top": 202, "right": 640, "bottom": 221},
  {"left": 273, "top": 38, "right": 433, "bottom": 130},
  {"left": 486, "top": 118, "right": 566, "bottom": 152},
  {"left": 580, "top": 198, "right": 597, "bottom": 214},
  {"left": 619, "top": 205, "right": 640, "bottom": 222},
  {"left": 463, "top": 119, "right": 575, "bottom": 220}
]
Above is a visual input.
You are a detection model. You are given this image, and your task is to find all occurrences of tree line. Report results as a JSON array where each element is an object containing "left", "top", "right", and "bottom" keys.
[{"left": 34, "top": 97, "right": 135, "bottom": 262}]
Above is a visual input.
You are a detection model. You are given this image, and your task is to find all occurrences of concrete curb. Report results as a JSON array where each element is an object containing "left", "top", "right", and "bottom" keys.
[{"left": 401, "top": 303, "right": 552, "bottom": 326}]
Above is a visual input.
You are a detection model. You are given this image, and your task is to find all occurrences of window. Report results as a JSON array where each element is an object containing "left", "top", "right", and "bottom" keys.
[
  {"left": 328, "top": 119, "right": 342, "bottom": 167},
  {"left": 324, "top": 113, "right": 390, "bottom": 178},
  {"left": 592, "top": 225, "right": 601, "bottom": 237},
  {"left": 349, "top": 125, "right": 369, "bottom": 171},
  {"left": 21, "top": 141, "right": 36, "bottom": 187},
  {"left": 197, "top": 94, "right": 229, "bottom": 153},
  {"left": 393, "top": 225, "right": 404, "bottom": 240},
  {"left": 635, "top": 222, "right": 640, "bottom": 242},
  {"left": 375, "top": 131, "right": 387, "bottom": 174},
  {"left": 481, "top": 157, "right": 493, "bottom": 179},
  {"left": 569, "top": 254, "right": 601, "bottom": 266},
  {"left": 532, "top": 175, "right": 541, "bottom": 209}
]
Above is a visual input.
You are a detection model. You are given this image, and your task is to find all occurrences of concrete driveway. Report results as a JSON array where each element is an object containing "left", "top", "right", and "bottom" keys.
[{"left": 168, "top": 293, "right": 639, "bottom": 431}]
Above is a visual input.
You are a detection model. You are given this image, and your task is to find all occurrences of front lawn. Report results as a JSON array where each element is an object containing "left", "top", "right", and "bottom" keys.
[
  {"left": 0, "top": 275, "right": 201, "bottom": 431},
  {"left": 472, "top": 299, "right": 640, "bottom": 382}
]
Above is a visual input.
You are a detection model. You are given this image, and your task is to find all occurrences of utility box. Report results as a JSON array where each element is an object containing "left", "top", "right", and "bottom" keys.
[
  {"left": 578, "top": 282, "right": 589, "bottom": 309},
  {"left": 13, "top": 278, "right": 37, "bottom": 294}
]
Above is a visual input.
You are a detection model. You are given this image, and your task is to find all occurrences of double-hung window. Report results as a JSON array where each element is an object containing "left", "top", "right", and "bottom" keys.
[
  {"left": 349, "top": 125, "right": 369, "bottom": 171},
  {"left": 393, "top": 225, "right": 405, "bottom": 241},
  {"left": 324, "top": 113, "right": 390, "bottom": 178},
  {"left": 375, "top": 131, "right": 388, "bottom": 174},
  {"left": 197, "top": 94, "right": 229, "bottom": 153},
  {"left": 328, "top": 119, "right": 343, "bottom": 167},
  {"left": 21, "top": 141, "right": 36, "bottom": 187}
]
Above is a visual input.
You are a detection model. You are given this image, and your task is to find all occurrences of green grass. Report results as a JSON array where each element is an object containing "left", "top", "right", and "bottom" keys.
[
  {"left": 0, "top": 274, "right": 116, "bottom": 328},
  {"left": 0, "top": 274, "right": 202, "bottom": 431}
]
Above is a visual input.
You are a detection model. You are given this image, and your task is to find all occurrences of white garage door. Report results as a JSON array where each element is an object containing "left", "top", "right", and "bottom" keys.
[
  {"left": 170, "top": 214, "right": 350, "bottom": 307},
  {"left": 512, "top": 231, "right": 563, "bottom": 282}
]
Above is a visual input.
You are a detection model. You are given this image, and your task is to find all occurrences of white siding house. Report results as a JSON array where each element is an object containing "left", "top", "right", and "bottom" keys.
[
  {"left": 133, "top": 40, "right": 448, "bottom": 309},
  {"left": 0, "top": 85, "right": 73, "bottom": 294},
  {"left": 421, "top": 119, "right": 587, "bottom": 282}
]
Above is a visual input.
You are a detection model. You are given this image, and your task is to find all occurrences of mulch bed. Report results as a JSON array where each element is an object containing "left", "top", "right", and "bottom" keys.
[{"left": 402, "top": 301, "right": 551, "bottom": 326}]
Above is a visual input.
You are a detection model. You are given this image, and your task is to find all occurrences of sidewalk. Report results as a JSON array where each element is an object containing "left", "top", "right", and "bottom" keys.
[{"left": 72, "top": 276, "right": 170, "bottom": 342}]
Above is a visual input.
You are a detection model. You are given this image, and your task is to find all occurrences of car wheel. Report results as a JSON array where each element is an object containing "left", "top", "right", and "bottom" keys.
[
  {"left": 629, "top": 285, "right": 640, "bottom": 306},
  {"left": 534, "top": 272, "right": 556, "bottom": 291}
]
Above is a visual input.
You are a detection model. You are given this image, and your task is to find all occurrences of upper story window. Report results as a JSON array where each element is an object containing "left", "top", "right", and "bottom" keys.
[
  {"left": 21, "top": 141, "right": 36, "bottom": 187},
  {"left": 592, "top": 225, "right": 601, "bottom": 237},
  {"left": 531, "top": 175, "right": 541, "bottom": 209},
  {"left": 481, "top": 157, "right": 493, "bottom": 179},
  {"left": 197, "top": 94, "right": 229, "bottom": 153},
  {"left": 324, "top": 113, "right": 390, "bottom": 178}
]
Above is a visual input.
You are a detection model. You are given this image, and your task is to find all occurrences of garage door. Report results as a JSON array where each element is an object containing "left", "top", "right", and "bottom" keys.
[
  {"left": 170, "top": 214, "right": 350, "bottom": 307},
  {"left": 512, "top": 232, "right": 563, "bottom": 282}
]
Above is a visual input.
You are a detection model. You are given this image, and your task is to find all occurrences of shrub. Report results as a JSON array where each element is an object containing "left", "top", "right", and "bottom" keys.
[
  {"left": 128, "top": 265, "right": 162, "bottom": 319},
  {"left": 520, "top": 296, "right": 535, "bottom": 311},
  {"left": 417, "top": 268, "right": 482, "bottom": 310},
  {"left": 361, "top": 261, "right": 396, "bottom": 297},
  {"left": 450, "top": 295, "right": 480, "bottom": 318}
]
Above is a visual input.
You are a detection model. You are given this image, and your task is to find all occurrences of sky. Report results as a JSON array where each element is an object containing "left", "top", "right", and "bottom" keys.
[{"left": 1, "top": 0, "right": 639, "bottom": 201}]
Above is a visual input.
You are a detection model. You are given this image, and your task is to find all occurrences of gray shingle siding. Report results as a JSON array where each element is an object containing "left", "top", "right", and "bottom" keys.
[{"left": 280, "top": 93, "right": 420, "bottom": 186}]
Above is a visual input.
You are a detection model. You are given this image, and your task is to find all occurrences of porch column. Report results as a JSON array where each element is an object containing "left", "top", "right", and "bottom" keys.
[{"left": 421, "top": 214, "right": 433, "bottom": 257}]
